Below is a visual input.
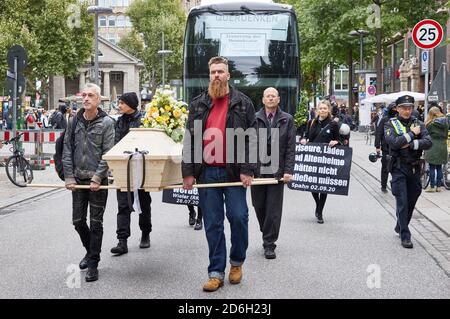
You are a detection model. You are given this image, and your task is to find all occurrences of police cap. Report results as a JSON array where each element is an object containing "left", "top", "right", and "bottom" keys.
[{"left": 396, "top": 95, "right": 415, "bottom": 107}]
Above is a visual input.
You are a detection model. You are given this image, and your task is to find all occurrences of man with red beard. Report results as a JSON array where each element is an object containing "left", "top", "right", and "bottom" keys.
[{"left": 182, "top": 56, "right": 256, "bottom": 292}]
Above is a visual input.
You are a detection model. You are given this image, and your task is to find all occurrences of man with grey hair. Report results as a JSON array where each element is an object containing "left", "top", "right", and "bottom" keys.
[
  {"left": 63, "top": 82, "right": 115, "bottom": 282},
  {"left": 251, "top": 87, "right": 295, "bottom": 259}
]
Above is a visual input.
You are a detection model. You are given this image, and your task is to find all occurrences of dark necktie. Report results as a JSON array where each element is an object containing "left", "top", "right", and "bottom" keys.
[{"left": 268, "top": 113, "right": 273, "bottom": 126}]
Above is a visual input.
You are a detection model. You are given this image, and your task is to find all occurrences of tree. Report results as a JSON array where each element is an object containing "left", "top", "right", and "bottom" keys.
[
  {"left": 0, "top": 0, "right": 93, "bottom": 107},
  {"left": 126, "top": 0, "right": 186, "bottom": 93},
  {"left": 118, "top": 29, "right": 147, "bottom": 86}
]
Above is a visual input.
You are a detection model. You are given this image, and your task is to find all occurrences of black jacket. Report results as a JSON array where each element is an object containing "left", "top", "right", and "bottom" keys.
[
  {"left": 63, "top": 108, "right": 115, "bottom": 185},
  {"left": 304, "top": 116, "right": 339, "bottom": 143},
  {"left": 181, "top": 86, "right": 256, "bottom": 182},
  {"left": 115, "top": 110, "right": 142, "bottom": 144},
  {"left": 375, "top": 116, "right": 391, "bottom": 152},
  {"left": 254, "top": 108, "right": 296, "bottom": 178},
  {"left": 384, "top": 115, "right": 432, "bottom": 165}
]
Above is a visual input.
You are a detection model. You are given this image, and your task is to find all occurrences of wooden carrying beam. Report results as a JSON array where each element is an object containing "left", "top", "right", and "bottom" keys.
[{"left": 26, "top": 178, "right": 282, "bottom": 190}]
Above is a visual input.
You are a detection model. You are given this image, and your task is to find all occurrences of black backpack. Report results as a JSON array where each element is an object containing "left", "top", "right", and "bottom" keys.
[{"left": 53, "top": 116, "right": 78, "bottom": 181}]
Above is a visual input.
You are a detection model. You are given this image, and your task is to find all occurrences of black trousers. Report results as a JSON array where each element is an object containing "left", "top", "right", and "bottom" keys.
[
  {"left": 312, "top": 192, "right": 328, "bottom": 215},
  {"left": 116, "top": 190, "right": 152, "bottom": 240},
  {"left": 72, "top": 179, "right": 108, "bottom": 268},
  {"left": 381, "top": 153, "right": 389, "bottom": 189},
  {"left": 390, "top": 165, "right": 421, "bottom": 241},
  {"left": 251, "top": 182, "right": 285, "bottom": 250},
  {"left": 188, "top": 205, "right": 203, "bottom": 220}
]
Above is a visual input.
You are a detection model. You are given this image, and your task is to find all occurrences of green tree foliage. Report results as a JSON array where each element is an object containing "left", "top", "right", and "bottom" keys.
[
  {"left": 126, "top": 0, "right": 186, "bottom": 89},
  {"left": 280, "top": 0, "right": 445, "bottom": 97},
  {"left": 294, "top": 91, "right": 309, "bottom": 129},
  {"left": 0, "top": 0, "right": 93, "bottom": 103}
]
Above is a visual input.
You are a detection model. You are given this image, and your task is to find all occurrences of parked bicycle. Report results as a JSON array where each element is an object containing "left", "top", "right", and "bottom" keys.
[
  {"left": 419, "top": 158, "right": 430, "bottom": 189},
  {"left": 3, "top": 132, "right": 33, "bottom": 187}
]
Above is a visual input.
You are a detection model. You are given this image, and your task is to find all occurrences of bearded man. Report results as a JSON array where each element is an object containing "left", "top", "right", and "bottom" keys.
[{"left": 182, "top": 56, "right": 256, "bottom": 292}]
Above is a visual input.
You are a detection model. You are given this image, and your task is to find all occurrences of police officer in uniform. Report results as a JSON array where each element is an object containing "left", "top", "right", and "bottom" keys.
[
  {"left": 384, "top": 95, "right": 432, "bottom": 249},
  {"left": 375, "top": 103, "right": 397, "bottom": 193}
]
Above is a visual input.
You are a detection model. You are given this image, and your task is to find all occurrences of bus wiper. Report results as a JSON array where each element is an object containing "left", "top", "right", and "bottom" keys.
[
  {"left": 205, "top": 5, "right": 223, "bottom": 15},
  {"left": 240, "top": 5, "right": 256, "bottom": 15}
]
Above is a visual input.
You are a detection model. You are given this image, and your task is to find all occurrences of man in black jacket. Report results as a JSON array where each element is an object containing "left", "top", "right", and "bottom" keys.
[
  {"left": 375, "top": 103, "right": 397, "bottom": 193},
  {"left": 251, "top": 87, "right": 295, "bottom": 259},
  {"left": 110, "top": 92, "right": 152, "bottom": 256},
  {"left": 63, "top": 83, "right": 115, "bottom": 282},
  {"left": 182, "top": 56, "right": 256, "bottom": 292}
]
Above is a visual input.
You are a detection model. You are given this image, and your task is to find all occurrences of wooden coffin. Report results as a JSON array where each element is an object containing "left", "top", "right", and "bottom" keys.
[{"left": 103, "top": 128, "right": 183, "bottom": 192}]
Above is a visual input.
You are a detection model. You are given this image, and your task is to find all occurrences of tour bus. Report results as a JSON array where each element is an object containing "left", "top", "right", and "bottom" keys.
[{"left": 183, "top": 0, "right": 300, "bottom": 114}]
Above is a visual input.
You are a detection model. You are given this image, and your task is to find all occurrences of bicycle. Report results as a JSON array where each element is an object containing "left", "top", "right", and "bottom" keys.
[
  {"left": 365, "top": 125, "right": 375, "bottom": 146},
  {"left": 419, "top": 158, "right": 430, "bottom": 189},
  {"left": 3, "top": 132, "right": 33, "bottom": 187}
]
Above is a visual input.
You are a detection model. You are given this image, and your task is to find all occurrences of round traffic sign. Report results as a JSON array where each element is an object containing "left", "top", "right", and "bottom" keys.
[
  {"left": 412, "top": 19, "right": 444, "bottom": 50},
  {"left": 6, "top": 45, "right": 28, "bottom": 72},
  {"left": 367, "top": 85, "right": 376, "bottom": 96}
]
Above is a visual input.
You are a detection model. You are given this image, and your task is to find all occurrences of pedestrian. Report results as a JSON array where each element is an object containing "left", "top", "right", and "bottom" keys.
[
  {"left": 300, "top": 100, "right": 340, "bottom": 223},
  {"left": 251, "top": 87, "right": 295, "bottom": 259},
  {"left": 375, "top": 103, "right": 397, "bottom": 193},
  {"left": 110, "top": 92, "right": 152, "bottom": 255},
  {"left": 424, "top": 106, "right": 449, "bottom": 192},
  {"left": 182, "top": 56, "right": 256, "bottom": 292},
  {"left": 63, "top": 83, "right": 115, "bottom": 282},
  {"left": 384, "top": 95, "right": 432, "bottom": 249},
  {"left": 41, "top": 110, "right": 50, "bottom": 128},
  {"left": 187, "top": 205, "right": 203, "bottom": 230},
  {"left": 51, "top": 104, "right": 69, "bottom": 129},
  {"left": 26, "top": 111, "right": 36, "bottom": 129}
]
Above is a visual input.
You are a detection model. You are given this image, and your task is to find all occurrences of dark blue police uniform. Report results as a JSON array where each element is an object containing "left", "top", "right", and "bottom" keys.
[{"left": 384, "top": 95, "right": 432, "bottom": 248}]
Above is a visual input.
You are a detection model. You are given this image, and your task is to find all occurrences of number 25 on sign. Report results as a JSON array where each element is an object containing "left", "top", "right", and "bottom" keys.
[{"left": 412, "top": 19, "right": 444, "bottom": 50}]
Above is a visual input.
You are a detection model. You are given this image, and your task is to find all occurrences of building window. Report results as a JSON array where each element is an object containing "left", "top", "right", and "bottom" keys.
[
  {"left": 117, "top": 15, "right": 125, "bottom": 27},
  {"left": 123, "top": 0, "right": 129, "bottom": 6},
  {"left": 111, "top": 73, "right": 123, "bottom": 81},
  {"left": 334, "top": 68, "right": 349, "bottom": 91},
  {"left": 99, "top": 0, "right": 108, "bottom": 6},
  {"left": 99, "top": 15, "right": 107, "bottom": 27},
  {"left": 108, "top": 33, "right": 117, "bottom": 44},
  {"left": 408, "top": 37, "right": 416, "bottom": 59},
  {"left": 108, "top": 15, "right": 116, "bottom": 27}
]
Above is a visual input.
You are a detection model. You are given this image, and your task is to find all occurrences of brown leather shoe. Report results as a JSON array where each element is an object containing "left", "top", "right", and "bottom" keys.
[
  {"left": 202, "top": 278, "right": 224, "bottom": 292},
  {"left": 229, "top": 265, "right": 243, "bottom": 284}
]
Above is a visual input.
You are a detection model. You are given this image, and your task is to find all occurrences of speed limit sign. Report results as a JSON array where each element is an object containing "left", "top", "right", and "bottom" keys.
[{"left": 412, "top": 19, "right": 444, "bottom": 50}]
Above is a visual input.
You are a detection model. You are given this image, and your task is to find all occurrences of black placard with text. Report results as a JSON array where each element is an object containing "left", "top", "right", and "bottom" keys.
[
  {"left": 288, "top": 139, "right": 352, "bottom": 196},
  {"left": 162, "top": 188, "right": 199, "bottom": 206}
]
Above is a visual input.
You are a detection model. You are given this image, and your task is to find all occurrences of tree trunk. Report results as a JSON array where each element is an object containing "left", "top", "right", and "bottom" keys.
[
  {"left": 329, "top": 61, "right": 334, "bottom": 98},
  {"left": 347, "top": 48, "right": 354, "bottom": 115}
]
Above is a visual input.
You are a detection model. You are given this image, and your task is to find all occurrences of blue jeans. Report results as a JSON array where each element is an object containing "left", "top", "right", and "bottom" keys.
[
  {"left": 198, "top": 167, "right": 249, "bottom": 280},
  {"left": 429, "top": 164, "right": 443, "bottom": 188}
]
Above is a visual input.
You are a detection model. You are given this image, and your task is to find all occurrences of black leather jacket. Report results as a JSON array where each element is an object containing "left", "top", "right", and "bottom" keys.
[
  {"left": 63, "top": 108, "right": 115, "bottom": 185},
  {"left": 181, "top": 86, "right": 257, "bottom": 182}
]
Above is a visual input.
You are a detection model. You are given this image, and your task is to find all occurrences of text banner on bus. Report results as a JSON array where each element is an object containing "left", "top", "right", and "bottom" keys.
[
  {"left": 288, "top": 141, "right": 353, "bottom": 196},
  {"left": 163, "top": 187, "right": 199, "bottom": 206}
]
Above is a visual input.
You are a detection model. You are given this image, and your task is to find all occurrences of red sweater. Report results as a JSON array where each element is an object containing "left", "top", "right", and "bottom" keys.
[{"left": 203, "top": 95, "right": 228, "bottom": 167}]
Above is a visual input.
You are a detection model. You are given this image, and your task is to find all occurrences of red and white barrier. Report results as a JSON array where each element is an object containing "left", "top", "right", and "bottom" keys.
[{"left": 0, "top": 130, "right": 64, "bottom": 143}]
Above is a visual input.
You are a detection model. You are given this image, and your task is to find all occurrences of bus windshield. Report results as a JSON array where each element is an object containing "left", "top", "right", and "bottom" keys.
[{"left": 184, "top": 10, "right": 299, "bottom": 114}]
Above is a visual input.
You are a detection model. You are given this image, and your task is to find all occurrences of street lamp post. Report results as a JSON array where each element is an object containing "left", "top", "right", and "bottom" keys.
[
  {"left": 349, "top": 29, "right": 369, "bottom": 132},
  {"left": 158, "top": 33, "right": 173, "bottom": 89},
  {"left": 87, "top": 4, "right": 113, "bottom": 86},
  {"left": 349, "top": 29, "right": 369, "bottom": 71}
]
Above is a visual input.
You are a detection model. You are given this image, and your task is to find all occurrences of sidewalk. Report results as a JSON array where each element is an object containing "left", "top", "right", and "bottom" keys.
[{"left": 350, "top": 131, "right": 450, "bottom": 235}]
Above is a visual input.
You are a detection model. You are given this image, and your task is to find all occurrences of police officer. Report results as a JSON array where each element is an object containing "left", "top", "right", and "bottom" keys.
[
  {"left": 375, "top": 103, "right": 397, "bottom": 193},
  {"left": 384, "top": 95, "right": 432, "bottom": 249}
]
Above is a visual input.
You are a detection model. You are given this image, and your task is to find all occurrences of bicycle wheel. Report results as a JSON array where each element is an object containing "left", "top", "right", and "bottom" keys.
[
  {"left": 5, "top": 156, "right": 34, "bottom": 187},
  {"left": 443, "top": 161, "right": 450, "bottom": 190},
  {"left": 420, "top": 161, "right": 430, "bottom": 189}
]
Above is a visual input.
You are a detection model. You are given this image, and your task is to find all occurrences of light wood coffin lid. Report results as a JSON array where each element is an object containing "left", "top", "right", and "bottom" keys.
[{"left": 103, "top": 128, "right": 183, "bottom": 161}]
